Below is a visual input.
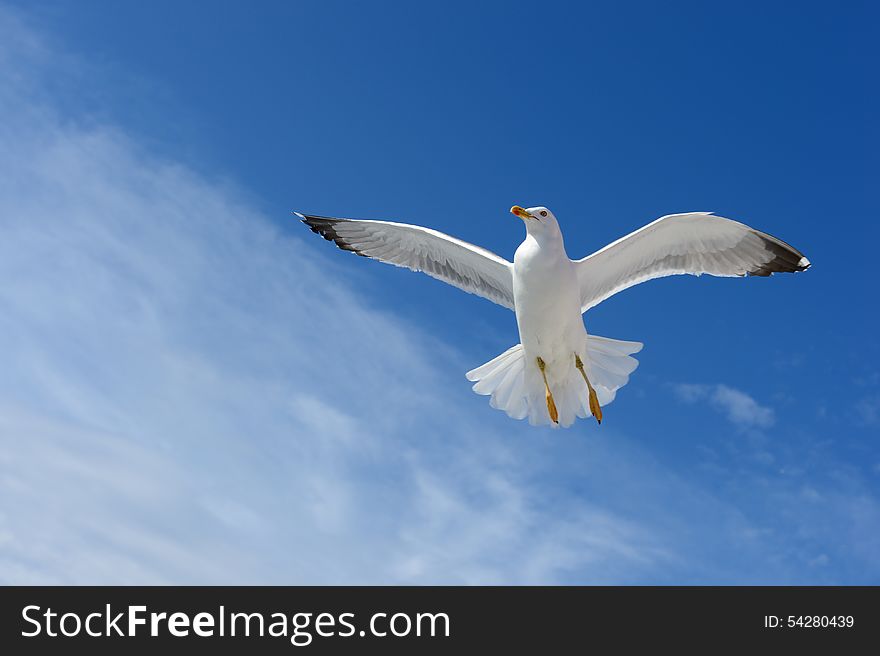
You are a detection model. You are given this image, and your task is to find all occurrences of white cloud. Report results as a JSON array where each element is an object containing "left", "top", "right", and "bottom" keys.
[
  {"left": 673, "top": 383, "right": 709, "bottom": 404},
  {"left": 712, "top": 385, "right": 775, "bottom": 429},
  {"left": 0, "top": 8, "right": 683, "bottom": 584},
  {"left": 672, "top": 383, "right": 775, "bottom": 429}
]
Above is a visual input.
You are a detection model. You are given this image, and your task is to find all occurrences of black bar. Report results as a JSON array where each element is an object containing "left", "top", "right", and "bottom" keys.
[{"left": 1, "top": 586, "right": 875, "bottom": 652}]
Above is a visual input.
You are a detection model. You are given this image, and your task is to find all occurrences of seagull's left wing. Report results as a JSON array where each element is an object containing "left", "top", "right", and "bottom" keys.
[
  {"left": 298, "top": 213, "right": 515, "bottom": 309},
  {"left": 575, "top": 212, "right": 810, "bottom": 313}
]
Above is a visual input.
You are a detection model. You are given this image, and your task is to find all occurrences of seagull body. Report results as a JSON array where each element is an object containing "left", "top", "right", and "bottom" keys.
[
  {"left": 512, "top": 212, "right": 590, "bottom": 425},
  {"left": 299, "top": 206, "right": 809, "bottom": 427}
]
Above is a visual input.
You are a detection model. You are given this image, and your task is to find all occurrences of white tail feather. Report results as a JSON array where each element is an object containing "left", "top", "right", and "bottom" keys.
[{"left": 466, "top": 335, "right": 643, "bottom": 427}]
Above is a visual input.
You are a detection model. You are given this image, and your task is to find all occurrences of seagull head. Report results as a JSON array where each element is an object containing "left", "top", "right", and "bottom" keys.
[{"left": 510, "top": 205, "right": 561, "bottom": 240}]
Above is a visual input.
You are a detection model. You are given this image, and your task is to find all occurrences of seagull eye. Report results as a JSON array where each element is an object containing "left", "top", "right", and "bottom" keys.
[{"left": 540, "top": 210, "right": 547, "bottom": 217}]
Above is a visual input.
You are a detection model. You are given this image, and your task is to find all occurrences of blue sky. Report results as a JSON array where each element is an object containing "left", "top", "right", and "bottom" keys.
[{"left": 0, "top": 1, "right": 877, "bottom": 583}]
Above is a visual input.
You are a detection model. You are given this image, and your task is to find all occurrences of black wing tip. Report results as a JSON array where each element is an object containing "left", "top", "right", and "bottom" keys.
[
  {"left": 747, "top": 232, "right": 811, "bottom": 277},
  {"left": 297, "top": 213, "right": 367, "bottom": 257}
]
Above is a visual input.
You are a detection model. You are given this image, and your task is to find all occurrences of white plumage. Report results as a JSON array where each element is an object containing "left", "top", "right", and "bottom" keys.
[
  {"left": 297, "top": 216, "right": 514, "bottom": 308},
  {"left": 575, "top": 212, "right": 811, "bottom": 312},
  {"left": 299, "top": 207, "right": 808, "bottom": 427}
]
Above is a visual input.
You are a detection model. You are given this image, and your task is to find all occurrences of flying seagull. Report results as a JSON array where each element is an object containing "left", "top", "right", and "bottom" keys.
[{"left": 298, "top": 207, "right": 809, "bottom": 427}]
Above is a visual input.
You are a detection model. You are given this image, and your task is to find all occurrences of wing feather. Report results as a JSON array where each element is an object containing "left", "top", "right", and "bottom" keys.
[
  {"left": 298, "top": 213, "right": 515, "bottom": 309},
  {"left": 575, "top": 212, "right": 809, "bottom": 312}
]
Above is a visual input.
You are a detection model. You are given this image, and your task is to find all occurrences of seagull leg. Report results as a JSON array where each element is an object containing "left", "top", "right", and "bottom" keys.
[
  {"left": 575, "top": 354, "right": 602, "bottom": 425},
  {"left": 536, "top": 357, "right": 559, "bottom": 424}
]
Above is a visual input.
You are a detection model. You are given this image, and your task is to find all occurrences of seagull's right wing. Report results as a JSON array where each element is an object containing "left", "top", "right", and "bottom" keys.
[
  {"left": 298, "top": 213, "right": 515, "bottom": 310},
  {"left": 574, "top": 212, "right": 810, "bottom": 313}
]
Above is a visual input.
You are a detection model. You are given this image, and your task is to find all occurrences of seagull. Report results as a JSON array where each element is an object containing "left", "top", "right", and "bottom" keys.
[{"left": 298, "top": 207, "right": 809, "bottom": 427}]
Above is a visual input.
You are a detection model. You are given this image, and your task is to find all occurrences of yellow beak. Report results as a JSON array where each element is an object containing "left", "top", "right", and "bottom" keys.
[{"left": 510, "top": 205, "right": 534, "bottom": 221}]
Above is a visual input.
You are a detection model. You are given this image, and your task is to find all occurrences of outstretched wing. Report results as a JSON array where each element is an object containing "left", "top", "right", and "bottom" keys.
[
  {"left": 575, "top": 212, "right": 810, "bottom": 313},
  {"left": 298, "top": 212, "right": 515, "bottom": 309}
]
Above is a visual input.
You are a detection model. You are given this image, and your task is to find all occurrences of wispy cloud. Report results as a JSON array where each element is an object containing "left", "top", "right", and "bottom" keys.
[
  {"left": 672, "top": 383, "right": 775, "bottom": 429},
  {"left": 855, "top": 395, "right": 880, "bottom": 427},
  {"left": 0, "top": 7, "right": 680, "bottom": 585}
]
